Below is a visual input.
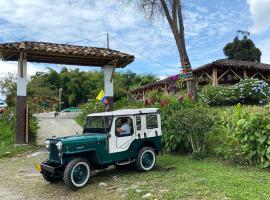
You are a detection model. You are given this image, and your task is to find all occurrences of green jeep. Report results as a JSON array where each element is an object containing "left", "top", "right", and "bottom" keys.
[{"left": 36, "top": 108, "right": 162, "bottom": 189}]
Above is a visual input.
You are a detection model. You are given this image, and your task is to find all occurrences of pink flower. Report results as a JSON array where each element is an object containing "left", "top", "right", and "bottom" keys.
[
  {"left": 178, "top": 95, "right": 184, "bottom": 103},
  {"left": 188, "top": 92, "right": 193, "bottom": 99}
]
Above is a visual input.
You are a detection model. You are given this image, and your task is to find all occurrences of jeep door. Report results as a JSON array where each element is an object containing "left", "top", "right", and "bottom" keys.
[{"left": 108, "top": 116, "right": 135, "bottom": 153}]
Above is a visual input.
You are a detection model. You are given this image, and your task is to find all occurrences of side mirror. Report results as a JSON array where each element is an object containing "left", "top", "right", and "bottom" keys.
[{"left": 107, "top": 133, "right": 111, "bottom": 138}]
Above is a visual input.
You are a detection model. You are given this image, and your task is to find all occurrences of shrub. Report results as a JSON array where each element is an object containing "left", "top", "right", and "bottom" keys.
[
  {"left": 160, "top": 101, "right": 191, "bottom": 153},
  {"left": 161, "top": 102, "right": 215, "bottom": 159},
  {"left": 199, "top": 78, "right": 270, "bottom": 106},
  {"left": 0, "top": 108, "right": 39, "bottom": 144},
  {"left": 215, "top": 104, "right": 270, "bottom": 168}
]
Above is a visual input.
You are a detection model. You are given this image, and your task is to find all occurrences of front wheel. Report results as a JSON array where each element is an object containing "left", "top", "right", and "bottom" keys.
[
  {"left": 135, "top": 147, "right": 156, "bottom": 171},
  {"left": 63, "top": 158, "right": 91, "bottom": 189}
]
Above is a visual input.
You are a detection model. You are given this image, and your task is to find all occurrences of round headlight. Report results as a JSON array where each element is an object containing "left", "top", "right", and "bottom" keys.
[
  {"left": 44, "top": 140, "right": 50, "bottom": 149},
  {"left": 56, "top": 141, "right": 62, "bottom": 151}
]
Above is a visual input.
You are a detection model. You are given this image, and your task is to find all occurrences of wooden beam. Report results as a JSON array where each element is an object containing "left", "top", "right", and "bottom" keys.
[
  {"left": 230, "top": 69, "right": 242, "bottom": 80},
  {"left": 212, "top": 66, "right": 218, "bottom": 86},
  {"left": 0, "top": 50, "right": 3, "bottom": 60},
  {"left": 25, "top": 104, "right": 29, "bottom": 144},
  {"left": 244, "top": 70, "right": 248, "bottom": 79},
  {"left": 205, "top": 72, "right": 212, "bottom": 80},
  {"left": 110, "top": 61, "right": 117, "bottom": 83},
  {"left": 254, "top": 72, "right": 268, "bottom": 81},
  {"left": 218, "top": 69, "right": 230, "bottom": 81},
  {"left": 19, "top": 51, "right": 24, "bottom": 78}
]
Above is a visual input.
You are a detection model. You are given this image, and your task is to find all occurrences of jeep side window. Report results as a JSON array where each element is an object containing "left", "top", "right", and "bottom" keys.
[
  {"left": 136, "top": 116, "right": 141, "bottom": 130},
  {"left": 115, "top": 117, "right": 134, "bottom": 136},
  {"left": 146, "top": 114, "right": 158, "bottom": 129}
]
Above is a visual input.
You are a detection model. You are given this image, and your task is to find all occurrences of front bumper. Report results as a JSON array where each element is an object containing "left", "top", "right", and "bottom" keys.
[{"left": 37, "top": 162, "right": 64, "bottom": 176}]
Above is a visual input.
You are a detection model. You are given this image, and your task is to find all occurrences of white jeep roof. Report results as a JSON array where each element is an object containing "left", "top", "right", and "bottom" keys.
[{"left": 87, "top": 108, "right": 159, "bottom": 117}]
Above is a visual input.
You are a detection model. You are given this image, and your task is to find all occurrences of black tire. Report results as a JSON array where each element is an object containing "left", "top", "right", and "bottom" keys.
[
  {"left": 135, "top": 147, "right": 156, "bottom": 171},
  {"left": 42, "top": 173, "right": 62, "bottom": 183},
  {"left": 63, "top": 158, "right": 91, "bottom": 190}
]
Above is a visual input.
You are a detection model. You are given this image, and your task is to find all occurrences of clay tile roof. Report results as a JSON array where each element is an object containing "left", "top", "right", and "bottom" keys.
[
  {"left": 131, "top": 77, "right": 175, "bottom": 93},
  {"left": 0, "top": 41, "right": 134, "bottom": 67},
  {"left": 193, "top": 59, "right": 270, "bottom": 73}
]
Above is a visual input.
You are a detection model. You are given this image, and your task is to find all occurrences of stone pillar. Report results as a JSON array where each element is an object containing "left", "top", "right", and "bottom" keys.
[
  {"left": 16, "top": 58, "right": 27, "bottom": 144},
  {"left": 212, "top": 66, "right": 218, "bottom": 86},
  {"left": 104, "top": 65, "right": 114, "bottom": 110}
]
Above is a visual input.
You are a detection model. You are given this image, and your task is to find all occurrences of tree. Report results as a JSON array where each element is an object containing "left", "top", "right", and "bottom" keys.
[
  {"left": 138, "top": 0, "right": 196, "bottom": 97},
  {"left": 223, "top": 35, "right": 262, "bottom": 62},
  {"left": 0, "top": 73, "right": 16, "bottom": 107},
  {"left": 69, "top": 0, "right": 196, "bottom": 97}
]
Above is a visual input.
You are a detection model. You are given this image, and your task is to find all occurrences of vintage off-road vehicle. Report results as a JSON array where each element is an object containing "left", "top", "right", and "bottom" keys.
[{"left": 36, "top": 108, "right": 162, "bottom": 189}]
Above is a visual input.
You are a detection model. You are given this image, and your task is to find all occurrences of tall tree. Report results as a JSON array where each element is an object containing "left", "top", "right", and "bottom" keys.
[
  {"left": 139, "top": 0, "right": 196, "bottom": 97},
  {"left": 224, "top": 35, "right": 262, "bottom": 62}
]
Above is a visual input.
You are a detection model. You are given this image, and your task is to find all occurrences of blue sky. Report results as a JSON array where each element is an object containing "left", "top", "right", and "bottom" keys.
[{"left": 0, "top": 0, "right": 270, "bottom": 79}]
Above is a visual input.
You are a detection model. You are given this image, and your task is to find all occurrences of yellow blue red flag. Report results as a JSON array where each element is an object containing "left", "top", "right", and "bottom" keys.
[{"left": 96, "top": 89, "right": 107, "bottom": 102}]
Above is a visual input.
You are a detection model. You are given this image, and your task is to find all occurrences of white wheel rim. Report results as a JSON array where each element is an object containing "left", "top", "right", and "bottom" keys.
[
  {"left": 71, "top": 162, "right": 90, "bottom": 187},
  {"left": 140, "top": 150, "right": 155, "bottom": 171}
]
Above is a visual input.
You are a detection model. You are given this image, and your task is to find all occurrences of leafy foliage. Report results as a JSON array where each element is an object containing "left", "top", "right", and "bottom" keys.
[
  {"left": 0, "top": 108, "right": 39, "bottom": 144},
  {"left": 28, "top": 68, "right": 157, "bottom": 109},
  {"left": 199, "top": 78, "right": 270, "bottom": 106},
  {"left": 213, "top": 104, "right": 270, "bottom": 168},
  {"left": 161, "top": 102, "right": 215, "bottom": 159},
  {"left": 224, "top": 36, "right": 262, "bottom": 62},
  {"left": 0, "top": 73, "right": 16, "bottom": 107}
]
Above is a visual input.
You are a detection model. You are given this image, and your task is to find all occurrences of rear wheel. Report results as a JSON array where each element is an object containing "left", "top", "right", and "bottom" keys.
[
  {"left": 42, "top": 173, "right": 62, "bottom": 183},
  {"left": 63, "top": 158, "right": 91, "bottom": 189},
  {"left": 135, "top": 147, "right": 156, "bottom": 171}
]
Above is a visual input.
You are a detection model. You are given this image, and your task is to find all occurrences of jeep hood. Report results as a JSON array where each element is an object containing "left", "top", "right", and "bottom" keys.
[{"left": 58, "top": 133, "right": 106, "bottom": 143}]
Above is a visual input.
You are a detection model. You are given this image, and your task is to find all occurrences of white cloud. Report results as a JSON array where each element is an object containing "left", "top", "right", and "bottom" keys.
[
  {"left": 0, "top": 61, "right": 45, "bottom": 77},
  {"left": 0, "top": 0, "right": 254, "bottom": 76},
  {"left": 257, "top": 37, "right": 270, "bottom": 63},
  {"left": 247, "top": 0, "right": 270, "bottom": 34}
]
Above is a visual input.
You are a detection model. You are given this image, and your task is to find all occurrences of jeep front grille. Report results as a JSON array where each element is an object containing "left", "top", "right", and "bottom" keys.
[{"left": 49, "top": 142, "right": 60, "bottom": 162}]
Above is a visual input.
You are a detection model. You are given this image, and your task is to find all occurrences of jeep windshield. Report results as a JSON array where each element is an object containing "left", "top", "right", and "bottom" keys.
[{"left": 83, "top": 116, "right": 112, "bottom": 134}]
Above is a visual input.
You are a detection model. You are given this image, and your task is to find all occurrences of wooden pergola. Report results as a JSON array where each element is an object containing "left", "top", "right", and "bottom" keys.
[
  {"left": 131, "top": 59, "right": 270, "bottom": 100},
  {"left": 193, "top": 59, "right": 270, "bottom": 86},
  {"left": 131, "top": 77, "right": 174, "bottom": 100},
  {"left": 0, "top": 41, "right": 134, "bottom": 144}
]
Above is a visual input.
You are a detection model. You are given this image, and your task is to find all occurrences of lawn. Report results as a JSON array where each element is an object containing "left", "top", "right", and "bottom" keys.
[
  {"left": 0, "top": 151, "right": 270, "bottom": 200},
  {"left": 122, "top": 154, "right": 270, "bottom": 199}
]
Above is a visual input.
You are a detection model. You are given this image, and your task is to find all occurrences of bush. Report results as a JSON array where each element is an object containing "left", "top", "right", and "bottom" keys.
[
  {"left": 199, "top": 78, "right": 270, "bottom": 106},
  {"left": 161, "top": 101, "right": 215, "bottom": 159},
  {"left": 0, "top": 108, "right": 39, "bottom": 144},
  {"left": 214, "top": 104, "right": 270, "bottom": 168}
]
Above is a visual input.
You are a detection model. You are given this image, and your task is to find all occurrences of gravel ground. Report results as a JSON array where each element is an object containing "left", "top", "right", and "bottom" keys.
[
  {"left": 36, "top": 112, "right": 83, "bottom": 145},
  {"left": 0, "top": 151, "right": 122, "bottom": 200}
]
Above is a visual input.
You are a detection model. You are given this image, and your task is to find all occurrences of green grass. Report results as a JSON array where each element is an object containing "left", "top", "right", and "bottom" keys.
[
  {"left": 74, "top": 116, "right": 83, "bottom": 127},
  {"left": 116, "top": 154, "right": 270, "bottom": 200},
  {"left": 0, "top": 152, "right": 270, "bottom": 199},
  {"left": 0, "top": 121, "right": 40, "bottom": 158}
]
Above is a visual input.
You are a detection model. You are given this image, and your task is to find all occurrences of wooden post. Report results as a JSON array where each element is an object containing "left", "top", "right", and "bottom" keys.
[
  {"left": 212, "top": 66, "right": 218, "bottom": 86},
  {"left": 16, "top": 57, "right": 27, "bottom": 144},
  {"left": 142, "top": 90, "right": 145, "bottom": 101},
  {"left": 25, "top": 104, "right": 29, "bottom": 144},
  {"left": 244, "top": 70, "right": 248, "bottom": 79}
]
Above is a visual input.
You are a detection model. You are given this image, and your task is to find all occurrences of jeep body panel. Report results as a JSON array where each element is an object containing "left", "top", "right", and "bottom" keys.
[{"left": 40, "top": 108, "right": 162, "bottom": 179}]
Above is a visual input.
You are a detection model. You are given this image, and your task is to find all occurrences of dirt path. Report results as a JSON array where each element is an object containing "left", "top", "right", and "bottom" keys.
[
  {"left": 0, "top": 151, "right": 123, "bottom": 200},
  {"left": 36, "top": 112, "right": 83, "bottom": 145}
]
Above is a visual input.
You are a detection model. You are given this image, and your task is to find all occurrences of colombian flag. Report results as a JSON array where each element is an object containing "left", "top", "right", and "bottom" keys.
[{"left": 96, "top": 89, "right": 107, "bottom": 103}]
